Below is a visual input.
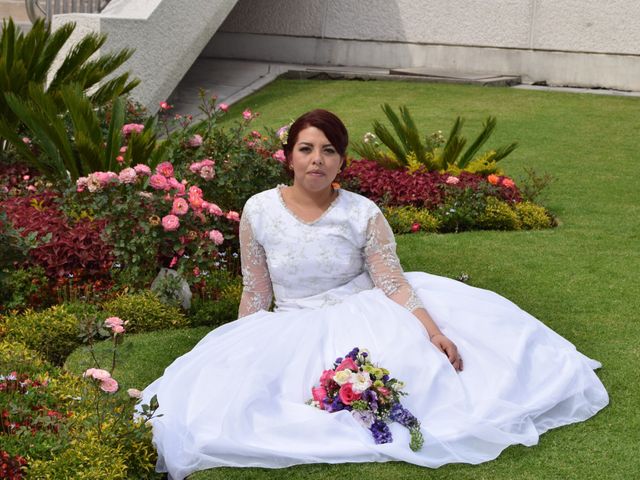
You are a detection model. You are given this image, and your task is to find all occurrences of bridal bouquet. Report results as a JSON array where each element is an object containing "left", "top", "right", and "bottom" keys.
[{"left": 308, "top": 347, "right": 424, "bottom": 451}]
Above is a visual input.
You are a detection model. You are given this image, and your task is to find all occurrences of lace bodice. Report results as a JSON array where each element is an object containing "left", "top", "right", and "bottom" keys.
[{"left": 238, "top": 186, "right": 424, "bottom": 316}]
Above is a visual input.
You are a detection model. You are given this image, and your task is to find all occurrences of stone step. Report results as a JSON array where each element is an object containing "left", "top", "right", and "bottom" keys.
[{"left": 389, "top": 67, "right": 521, "bottom": 86}]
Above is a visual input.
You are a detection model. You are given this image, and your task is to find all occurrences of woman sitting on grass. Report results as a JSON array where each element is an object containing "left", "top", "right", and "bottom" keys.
[{"left": 141, "top": 109, "right": 608, "bottom": 480}]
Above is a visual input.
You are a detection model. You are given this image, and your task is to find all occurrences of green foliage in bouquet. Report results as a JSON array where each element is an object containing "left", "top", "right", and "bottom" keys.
[
  {"left": 2, "top": 305, "right": 81, "bottom": 365},
  {"left": 352, "top": 104, "right": 517, "bottom": 174},
  {"left": 382, "top": 206, "right": 440, "bottom": 234},
  {"left": 0, "top": 18, "right": 138, "bottom": 154},
  {"left": 101, "top": 290, "right": 188, "bottom": 334}
]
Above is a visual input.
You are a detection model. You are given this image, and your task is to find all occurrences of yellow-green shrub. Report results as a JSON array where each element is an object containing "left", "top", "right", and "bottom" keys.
[
  {"left": 0, "top": 339, "right": 52, "bottom": 376},
  {"left": 383, "top": 206, "right": 440, "bottom": 234},
  {"left": 478, "top": 197, "right": 522, "bottom": 231},
  {"left": 515, "top": 201, "right": 552, "bottom": 229},
  {"left": 2, "top": 305, "right": 81, "bottom": 365},
  {"left": 101, "top": 290, "right": 187, "bottom": 334},
  {"left": 27, "top": 435, "right": 128, "bottom": 479}
]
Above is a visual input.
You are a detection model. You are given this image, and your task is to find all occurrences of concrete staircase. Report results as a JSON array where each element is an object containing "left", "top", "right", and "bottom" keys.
[{"left": 50, "top": 0, "right": 238, "bottom": 111}]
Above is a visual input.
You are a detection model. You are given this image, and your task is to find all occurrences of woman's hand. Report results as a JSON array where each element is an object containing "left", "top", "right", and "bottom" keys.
[{"left": 430, "top": 334, "right": 463, "bottom": 372}]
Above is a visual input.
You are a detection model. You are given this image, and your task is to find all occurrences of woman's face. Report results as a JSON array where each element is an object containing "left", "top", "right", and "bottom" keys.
[{"left": 290, "top": 126, "right": 344, "bottom": 193}]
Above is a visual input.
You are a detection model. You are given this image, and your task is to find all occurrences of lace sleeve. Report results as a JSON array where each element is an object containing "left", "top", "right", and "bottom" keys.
[
  {"left": 238, "top": 210, "right": 273, "bottom": 318},
  {"left": 364, "top": 211, "right": 425, "bottom": 313}
]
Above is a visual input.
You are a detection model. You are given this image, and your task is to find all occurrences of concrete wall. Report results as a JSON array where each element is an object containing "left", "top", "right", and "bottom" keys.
[
  {"left": 52, "top": 0, "right": 238, "bottom": 109},
  {"left": 203, "top": 0, "right": 640, "bottom": 91}
]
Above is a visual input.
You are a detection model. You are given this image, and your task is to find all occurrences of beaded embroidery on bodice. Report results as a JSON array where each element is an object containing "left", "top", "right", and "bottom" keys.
[{"left": 238, "top": 186, "right": 424, "bottom": 315}]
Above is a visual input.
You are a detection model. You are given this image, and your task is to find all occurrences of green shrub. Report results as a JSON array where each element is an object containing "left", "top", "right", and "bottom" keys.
[
  {"left": 0, "top": 339, "right": 52, "bottom": 376},
  {"left": 101, "top": 290, "right": 187, "bottom": 334},
  {"left": 0, "top": 266, "right": 51, "bottom": 312},
  {"left": 189, "top": 279, "right": 242, "bottom": 328},
  {"left": 515, "top": 201, "right": 553, "bottom": 229},
  {"left": 2, "top": 305, "right": 81, "bottom": 365},
  {"left": 383, "top": 206, "right": 440, "bottom": 234},
  {"left": 27, "top": 434, "right": 128, "bottom": 479},
  {"left": 478, "top": 197, "right": 522, "bottom": 231}
]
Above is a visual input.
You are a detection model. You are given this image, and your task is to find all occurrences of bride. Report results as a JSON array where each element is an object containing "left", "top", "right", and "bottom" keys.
[{"left": 141, "top": 109, "right": 608, "bottom": 480}]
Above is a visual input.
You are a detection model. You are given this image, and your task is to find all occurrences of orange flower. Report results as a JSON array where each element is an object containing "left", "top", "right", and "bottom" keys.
[
  {"left": 502, "top": 177, "right": 515, "bottom": 189},
  {"left": 487, "top": 174, "right": 499, "bottom": 185}
]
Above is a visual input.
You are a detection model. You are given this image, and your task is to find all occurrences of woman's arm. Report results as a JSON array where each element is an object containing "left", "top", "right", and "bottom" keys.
[
  {"left": 238, "top": 210, "right": 273, "bottom": 318},
  {"left": 364, "top": 212, "right": 462, "bottom": 371}
]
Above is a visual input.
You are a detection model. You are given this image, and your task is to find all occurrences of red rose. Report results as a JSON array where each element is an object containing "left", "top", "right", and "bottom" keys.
[{"left": 338, "top": 383, "right": 361, "bottom": 405}]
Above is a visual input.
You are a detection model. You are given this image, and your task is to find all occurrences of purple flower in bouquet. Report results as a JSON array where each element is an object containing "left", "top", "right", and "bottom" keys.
[{"left": 307, "top": 347, "right": 424, "bottom": 451}]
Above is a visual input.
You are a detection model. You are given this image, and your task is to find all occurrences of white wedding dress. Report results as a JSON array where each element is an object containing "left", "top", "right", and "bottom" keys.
[{"left": 141, "top": 185, "right": 608, "bottom": 480}]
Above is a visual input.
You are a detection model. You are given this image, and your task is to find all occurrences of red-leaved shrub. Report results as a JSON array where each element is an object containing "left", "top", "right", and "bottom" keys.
[
  {"left": 1, "top": 193, "right": 113, "bottom": 279},
  {"left": 340, "top": 160, "right": 521, "bottom": 207}
]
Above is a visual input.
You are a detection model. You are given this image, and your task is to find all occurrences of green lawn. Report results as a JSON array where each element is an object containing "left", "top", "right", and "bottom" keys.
[{"left": 69, "top": 80, "right": 640, "bottom": 479}]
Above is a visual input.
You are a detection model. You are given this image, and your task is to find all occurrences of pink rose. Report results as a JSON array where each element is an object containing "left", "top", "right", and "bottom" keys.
[
  {"left": 411, "top": 223, "right": 421, "bottom": 233},
  {"left": 272, "top": 149, "right": 286, "bottom": 163},
  {"left": 100, "top": 377, "right": 119, "bottom": 393},
  {"left": 242, "top": 109, "right": 252, "bottom": 120},
  {"left": 149, "top": 174, "right": 169, "bottom": 191},
  {"left": 127, "top": 388, "right": 142, "bottom": 399},
  {"left": 159, "top": 101, "right": 172, "bottom": 111},
  {"left": 193, "top": 267, "right": 201, "bottom": 277},
  {"left": 76, "top": 177, "right": 88, "bottom": 192},
  {"left": 445, "top": 176, "right": 460, "bottom": 185},
  {"left": 200, "top": 158, "right": 215, "bottom": 168},
  {"left": 112, "top": 324, "right": 125, "bottom": 334},
  {"left": 118, "top": 167, "right": 137, "bottom": 184},
  {"left": 116, "top": 155, "right": 125, "bottom": 164},
  {"left": 377, "top": 386, "right": 390, "bottom": 397},
  {"left": 172, "top": 197, "right": 189, "bottom": 215},
  {"left": 189, "top": 161, "right": 202, "bottom": 173},
  {"left": 162, "top": 214, "right": 180, "bottom": 231},
  {"left": 169, "top": 256, "right": 178, "bottom": 268},
  {"left": 188, "top": 134, "right": 203, "bottom": 148},
  {"left": 226, "top": 211, "right": 240, "bottom": 222},
  {"left": 218, "top": 103, "right": 229, "bottom": 112},
  {"left": 96, "top": 171, "right": 119, "bottom": 186},
  {"left": 122, "top": 123, "right": 144, "bottom": 136},
  {"left": 104, "top": 317, "right": 124, "bottom": 328},
  {"left": 156, "top": 161, "right": 174, "bottom": 178},
  {"left": 199, "top": 165, "right": 215, "bottom": 180},
  {"left": 119, "top": 146, "right": 128, "bottom": 154},
  {"left": 209, "top": 204, "right": 223, "bottom": 216},
  {"left": 133, "top": 164, "right": 151, "bottom": 176},
  {"left": 84, "top": 368, "right": 111, "bottom": 381},
  {"left": 208, "top": 229, "right": 224, "bottom": 245},
  {"left": 319, "top": 369, "right": 336, "bottom": 388},
  {"left": 336, "top": 357, "right": 358, "bottom": 372},
  {"left": 22, "top": 136, "right": 31, "bottom": 144},
  {"left": 338, "top": 383, "right": 361, "bottom": 405},
  {"left": 312, "top": 386, "right": 328, "bottom": 406},
  {"left": 167, "top": 177, "right": 186, "bottom": 196}
]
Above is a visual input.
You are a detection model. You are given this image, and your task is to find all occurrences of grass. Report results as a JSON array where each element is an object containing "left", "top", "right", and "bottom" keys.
[{"left": 68, "top": 79, "right": 639, "bottom": 479}]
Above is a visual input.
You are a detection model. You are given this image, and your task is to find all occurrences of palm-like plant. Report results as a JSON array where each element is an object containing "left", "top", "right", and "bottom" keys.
[
  {"left": 0, "top": 17, "right": 139, "bottom": 151},
  {"left": 0, "top": 84, "right": 162, "bottom": 183},
  {"left": 352, "top": 104, "right": 518, "bottom": 174}
]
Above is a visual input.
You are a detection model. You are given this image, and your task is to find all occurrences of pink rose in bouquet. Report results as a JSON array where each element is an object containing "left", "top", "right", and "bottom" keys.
[
  {"left": 338, "top": 383, "right": 361, "bottom": 405},
  {"left": 336, "top": 357, "right": 358, "bottom": 372}
]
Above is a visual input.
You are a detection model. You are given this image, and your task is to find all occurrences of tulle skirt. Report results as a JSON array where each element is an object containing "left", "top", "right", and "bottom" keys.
[{"left": 140, "top": 272, "right": 608, "bottom": 480}]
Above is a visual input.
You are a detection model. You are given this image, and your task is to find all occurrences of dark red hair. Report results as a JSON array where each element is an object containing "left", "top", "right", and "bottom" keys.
[{"left": 282, "top": 109, "right": 348, "bottom": 176}]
